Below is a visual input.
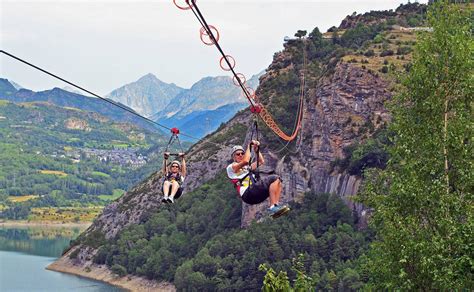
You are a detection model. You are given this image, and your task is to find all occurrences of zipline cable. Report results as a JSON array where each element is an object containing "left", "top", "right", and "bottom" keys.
[
  {"left": 182, "top": 0, "right": 305, "bottom": 142},
  {"left": 0, "top": 49, "right": 221, "bottom": 147},
  {"left": 187, "top": 1, "right": 255, "bottom": 106}
]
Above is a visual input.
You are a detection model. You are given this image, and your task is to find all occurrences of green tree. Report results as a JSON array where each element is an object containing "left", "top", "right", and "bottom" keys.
[
  {"left": 360, "top": 2, "right": 473, "bottom": 289},
  {"left": 294, "top": 30, "right": 307, "bottom": 38},
  {"left": 260, "top": 254, "right": 319, "bottom": 291}
]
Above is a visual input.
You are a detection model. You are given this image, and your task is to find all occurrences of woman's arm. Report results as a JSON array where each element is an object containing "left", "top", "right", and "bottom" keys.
[
  {"left": 179, "top": 153, "right": 187, "bottom": 177},
  {"left": 163, "top": 152, "right": 169, "bottom": 174}
]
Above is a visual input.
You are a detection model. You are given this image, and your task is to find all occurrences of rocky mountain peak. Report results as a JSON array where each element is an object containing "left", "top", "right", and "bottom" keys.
[
  {"left": 106, "top": 74, "right": 184, "bottom": 118},
  {"left": 136, "top": 73, "right": 161, "bottom": 84}
]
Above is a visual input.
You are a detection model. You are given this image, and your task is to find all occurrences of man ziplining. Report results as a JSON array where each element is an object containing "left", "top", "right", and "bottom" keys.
[{"left": 227, "top": 140, "right": 290, "bottom": 218}]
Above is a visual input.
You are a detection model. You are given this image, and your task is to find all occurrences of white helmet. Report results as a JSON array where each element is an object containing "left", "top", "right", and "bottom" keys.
[
  {"left": 231, "top": 145, "right": 244, "bottom": 158},
  {"left": 170, "top": 160, "right": 181, "bottom": 168}
]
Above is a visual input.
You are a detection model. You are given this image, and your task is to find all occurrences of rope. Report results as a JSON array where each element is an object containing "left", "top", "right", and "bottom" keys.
[
  {"left": 164, "top": 134, "right": 184, "bottom": 154},
  {"left": 266, "top": 43, "right": 333, "bottom": 155},
  {"left": 263, "top": 39, "right": 307, "bottom": 152}
]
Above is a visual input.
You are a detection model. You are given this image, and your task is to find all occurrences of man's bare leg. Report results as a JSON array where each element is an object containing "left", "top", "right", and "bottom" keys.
[{"left": 268, "top": 178, "right": 282, "bottom": 206}]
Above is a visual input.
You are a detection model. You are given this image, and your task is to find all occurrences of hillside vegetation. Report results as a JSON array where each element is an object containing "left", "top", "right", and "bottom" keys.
[
  {"left": 0, "top": 101, "right": 167, "bottom": 219},
  {"left": 75, "top": 173, "right": 370, "bottom": 290}
]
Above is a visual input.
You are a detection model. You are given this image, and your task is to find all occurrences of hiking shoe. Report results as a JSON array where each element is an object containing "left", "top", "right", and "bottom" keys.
[
  {"left": 162, "top": 196, "right": 169, "bottom": 203},
  {"left": 167, "top": 196, "right": 174, "bottom": 204}
]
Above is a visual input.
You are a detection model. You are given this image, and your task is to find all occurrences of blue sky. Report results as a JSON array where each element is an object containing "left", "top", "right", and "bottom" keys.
[{"left": 1, "top": 0, "right": 427, "bottom": 94}]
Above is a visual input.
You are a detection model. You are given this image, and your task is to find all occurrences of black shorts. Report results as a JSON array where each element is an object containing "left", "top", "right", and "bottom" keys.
[
  {"left": 162, "top": 180, "right": 184, "bottom": 199},
  {"left": 241, "top": 175, "right": 280, "bottom": 205}
]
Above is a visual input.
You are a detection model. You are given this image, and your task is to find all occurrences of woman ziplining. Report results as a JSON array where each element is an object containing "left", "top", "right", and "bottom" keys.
[
  {"left": 162, "top": 152, "right": 186, "bottom": 203},
  {"left": 161, "top": 128, "right": 187, "bottom": 204}
]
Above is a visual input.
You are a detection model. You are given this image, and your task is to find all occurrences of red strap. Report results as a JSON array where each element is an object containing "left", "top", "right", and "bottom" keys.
[{"left": 230, "top": 179, "right": 242, "bottom": 200}]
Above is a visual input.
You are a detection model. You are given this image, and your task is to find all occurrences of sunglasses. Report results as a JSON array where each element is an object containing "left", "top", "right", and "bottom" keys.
[
  {"left": 171, "top": 165, "right": 179, "bottom": 168},
  {"left": 234, "top": 152, "right": 244, "bottom": 156}
]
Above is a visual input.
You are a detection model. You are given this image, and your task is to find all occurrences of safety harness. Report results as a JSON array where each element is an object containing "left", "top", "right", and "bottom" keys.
[
  {"left": 229, "top": 120, "right": 263, "bottom": 198},
  {"left": 166, "top": 171, "right": 183, "bottom": 184},
  {"left": 162, "top": 128, "right": 186, "bottom": 198}
]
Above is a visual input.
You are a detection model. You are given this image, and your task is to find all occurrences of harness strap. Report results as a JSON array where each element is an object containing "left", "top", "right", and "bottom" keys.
[
  {"left": 164, "top": 173, "right": 184, "bottom": 189},
  {"left": 248, "top": 119, "right": 262, "bottom": 181},
  {"left": 229, "top": 171, "right": 254, "bottom": 198},
  {"left": 230, "top": 179, "right": 243, "bottom": 200},
  {"left": 164, "top": 128, "right": 185, "bottom": 154}
]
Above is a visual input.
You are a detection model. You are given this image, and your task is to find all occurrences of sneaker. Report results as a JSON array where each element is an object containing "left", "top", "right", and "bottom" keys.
[
  {"left": 167, "top": 196, "right": 174, "bottom": 204},
  {"left": 268, "top": 204, "right": 283, "bottom": 216},
  {"left": 162, "top": 196, "right": 169, "bottom": 203},
  {"left": 269, "top": 204, "right": 290, "bottom": 218}
]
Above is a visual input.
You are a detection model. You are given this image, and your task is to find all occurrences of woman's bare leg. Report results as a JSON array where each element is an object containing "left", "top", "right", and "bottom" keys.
[
  {"left": 163, "top": 180, "right": 171, "bottom": 196},
  {"left": 170, "top": 181, "right": 180, "bottom": 197}
]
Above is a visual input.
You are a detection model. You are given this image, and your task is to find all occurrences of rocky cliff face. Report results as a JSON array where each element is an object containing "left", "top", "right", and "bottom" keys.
[
  {"left": 79, "top": 173, "right": 165, "bottom": 240},
  {"left": 182, "top": 61, "right": 391, "bottom": 227},
  {"left": 243, "top": 62, "right": 390, "bottom": 226},
  {"left": 64, "top": 118, "right": 91, "bottom": 131}
]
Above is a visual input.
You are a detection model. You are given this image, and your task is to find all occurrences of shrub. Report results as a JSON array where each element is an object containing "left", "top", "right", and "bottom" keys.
[
  {"left": 396, "top": 46, "right": 412, "bottom": 55},
  {"left": 69, "top": 248, "right": 80, "bottom": 259},
  {"left": 340, "top": 23, "right": 385, "bottom": 49},
  {"left": 111, "top": 264, "right": 127, "bottom": 277},
  {"left": 373, "top": 34, "right": 384, "bottom": 43},
  {"left": 364, "top": 50, "right": 375, "bottom": 57},
  {"left": 380, "top": 49, "right": 394, "bottom": 57}
]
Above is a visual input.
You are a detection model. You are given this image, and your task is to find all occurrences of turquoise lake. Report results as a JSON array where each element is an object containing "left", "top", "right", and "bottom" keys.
[{"left": 0, "top": 226, "right": 122, "bottom": 291}]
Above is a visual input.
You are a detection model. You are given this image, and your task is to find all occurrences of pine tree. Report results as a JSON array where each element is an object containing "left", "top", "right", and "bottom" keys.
[{"left": 361, "top": 1, "right": 473, "bottom": 289}]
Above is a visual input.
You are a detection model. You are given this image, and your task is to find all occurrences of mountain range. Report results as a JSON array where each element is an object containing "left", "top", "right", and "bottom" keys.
[
  {"left": 107, "top": 73, "right": 261, "bottom": 138},
  {"left": 0, "top": 79, "right": 161, "bottom": 134},
  {"left": 0, "top": 70, "right": 262, "bottom": 140}
]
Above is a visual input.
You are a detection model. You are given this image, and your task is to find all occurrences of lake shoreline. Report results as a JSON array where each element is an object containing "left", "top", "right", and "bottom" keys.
[
  {"left": 0, "top": 220, "right": 92, "bottom": 228},
  {"left": 47, "top": 248, "right": 176, "bottom": 292}
]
